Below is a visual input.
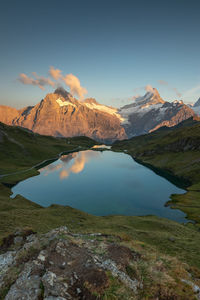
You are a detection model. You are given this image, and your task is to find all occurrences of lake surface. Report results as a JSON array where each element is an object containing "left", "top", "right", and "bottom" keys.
[{"left": 11, "top": 150, "right": 187, "bottom": 222}]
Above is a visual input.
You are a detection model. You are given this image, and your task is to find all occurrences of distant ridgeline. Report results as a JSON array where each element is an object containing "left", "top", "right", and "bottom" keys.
[{"left": 0, "top": 87, "right": 198, "bottom": 142}]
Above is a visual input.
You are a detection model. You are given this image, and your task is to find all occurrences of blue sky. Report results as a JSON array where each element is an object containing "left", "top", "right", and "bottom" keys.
[{"left": 1, "top": 0, "right": 200, "bottom": 108}]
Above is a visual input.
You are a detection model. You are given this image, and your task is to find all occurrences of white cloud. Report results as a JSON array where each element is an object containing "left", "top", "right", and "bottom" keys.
[
  {"left": 18, "top": 73, "right": 55, "bottom": 90},
  {"left": 62, "top": 73, "right": 87, "bottom": 100},
  {"left": 18, "top": 67, "right": 88, "bottom": 100},
  {"left": 145, "top": 85, "right": 154, "bottom": 93},
  {"left": 49, "top": 66, "right": 62, "bottom": 80},
  {"left": 157, "top": 80, "right": 182, "bottom": 98}
]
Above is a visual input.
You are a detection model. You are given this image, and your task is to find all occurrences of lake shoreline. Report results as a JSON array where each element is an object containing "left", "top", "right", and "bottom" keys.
[{"left": 11, "top": 149, "right": 188, "bottom": 223}]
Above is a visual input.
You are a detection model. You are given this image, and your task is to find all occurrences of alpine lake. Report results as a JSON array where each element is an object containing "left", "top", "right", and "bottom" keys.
[{"left": 11, "top": 147, "right": 187, "bottom": 223}]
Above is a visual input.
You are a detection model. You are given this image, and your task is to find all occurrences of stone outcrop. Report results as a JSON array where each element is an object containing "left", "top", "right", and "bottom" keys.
[
  {"left": 1, "top": 227, "right": 200, "bottom": 299},
  {"left": 0, "top": 227, "right": 141, "bottom": 299}
]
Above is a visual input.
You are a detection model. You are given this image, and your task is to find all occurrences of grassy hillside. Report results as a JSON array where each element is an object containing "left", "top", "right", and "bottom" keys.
[
  {"left": 112, "top": 118, "right": 200, "bottom": 224},
  {"left": 0, "top": 121, "right": 200, "bottom": 299},
  {"left": 0, "top": 122, "right": 97, "bottom": 183},
  {"left": 1, "top": 182, "right": 200, "bottom": 299}
]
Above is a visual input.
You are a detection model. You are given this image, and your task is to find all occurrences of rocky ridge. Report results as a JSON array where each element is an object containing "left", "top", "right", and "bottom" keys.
[
  {"left": 0, "top": 88, "right": 126, "bottom": 143},
  {"left": 0, "top": 227, "right": 200, "bottom": 299},
  {"left": 0, "top": 227, "right": 141, "bottom": 299},
  {"left": 119, "top": 88, "right": 196, "bottom": 137},
  {"left": 0, "top": 87, "right": 197, "bottom": 141},
  {"left": 190, "top": 98, "right": 200, "bottom": 116}
]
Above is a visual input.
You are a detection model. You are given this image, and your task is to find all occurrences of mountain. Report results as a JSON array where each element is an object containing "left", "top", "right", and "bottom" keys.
[
  {"left": 0, "top": 88, "right": 126, "bottom": 143},
  {"left": 194, "top": 98, "right": 200, "bottom": 107},
  {"left": 1, "top": 117, "right": 200, "bottom": 300},
  {"left": 118, "top": 88, "right": 196, "bottom": 137},
  {"left": 0, "top": 87, "right": 196, "bottom": 141},
  {"left": 190, "top": 97, "right": 200, "bottom": 116}
]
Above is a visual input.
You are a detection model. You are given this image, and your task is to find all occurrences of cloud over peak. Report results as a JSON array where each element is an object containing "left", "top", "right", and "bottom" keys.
[
  {"left": 62, "top": 73, "right": 87, "bottom": 100},
  {"left": 158, "top": 80, "right": 182, "bottom": 98},
  {"left": 49, "top": 67, "right": 88, "bottom": 100},
  {"left": 145, "top": 85, "right": 154, "bottom": 93},
  {"left": 18, "top": 73, "right": 55, "bottom": 90},
  {"left": 49, "top": 66, "right": 62, "bottom": 81},
  {"left": 18, "top": 67, "right": 88, "bottom": 100}
]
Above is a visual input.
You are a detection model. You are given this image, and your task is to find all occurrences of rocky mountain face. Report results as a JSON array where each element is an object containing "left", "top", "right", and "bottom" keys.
[
  {"left": 190, "top": 98, "right": 200, "bottom": 116},
  {"left": 0, "top": 87, "right": 196, "bottom": 141},
  {"left": 118, "top": 88, "right": 196, "bottom": 137},
  {"left": 0, "top": 88, "right": 126, "bottom": 143},
  {"left": 0, "top": 106, "right": 20, "bottom": 125},
  {"left": 194, "top": 98, "right": 200, "bottom": 107}
]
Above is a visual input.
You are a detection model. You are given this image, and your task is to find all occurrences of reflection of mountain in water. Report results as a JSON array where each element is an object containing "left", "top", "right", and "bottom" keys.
[{"left": 40, "top": 150, "right": 100, "bottom": 179}]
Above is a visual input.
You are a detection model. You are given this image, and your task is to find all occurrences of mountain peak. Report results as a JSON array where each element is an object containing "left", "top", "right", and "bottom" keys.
[
  {"left": 147, "top": 88, "right": 164, "bottom": 104},
  {"left": 152, "top": 87, "right": 162, "bottom": 99},
  {"left": 194, "top": 97, "right": 200, "bottom": 107},
  {"left": 135, "top": 88, "right": 165, "bottom": 107},
  {"left": 54, "top": 87, "right": 71, "bottom": 99}
]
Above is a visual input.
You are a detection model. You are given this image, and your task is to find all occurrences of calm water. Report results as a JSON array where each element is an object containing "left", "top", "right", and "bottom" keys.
[{"left": 11, "top": 150, "right": 187, "bottom": 222}]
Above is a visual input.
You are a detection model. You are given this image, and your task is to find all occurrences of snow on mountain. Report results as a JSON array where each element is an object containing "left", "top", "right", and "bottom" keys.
[
  {"left": 83, "top": 100, "right": 124, "bottom": 122},
  {"left": 56, "top": 98, "right": 76, "bottom": 107},
  {"left": 56, "top": 95, "right": 124, "bottom": 121},
  {"left": 194, "top": 98, "right": 200, "bottom": 107},
  {"left": 0, "top": 87, "right": 197, "bottom": 141},
  {"left": 118, "top": 88, "right": 195, "bottom": 137},
  {"left": 192, "top": 98, "right": 200, "bottom": 115},
  {"left": 119, "top": 103, "right": 164, "bottom": 124},
  {"left": 118, "top": 88, "right": 165, "bottom": 124},
  {"left": 187, "top": 98, "right": 200, "bottom": 116},
  {"left": 192, "top": 106, "right": 200, "bottom": 115}
]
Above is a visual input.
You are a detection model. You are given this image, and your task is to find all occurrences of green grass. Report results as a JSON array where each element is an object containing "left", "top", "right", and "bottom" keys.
[
  {"left": 0, "top": 120, "right": 200, "bottom": 281},
  {"left": 0, "top": 121, "right": 97, "bottom": 176},
  {"left": 1, "top": 182, "right": 200, "bottom": 270},
  {"left": 112, "top": 119, "right": 200, "bottom": 225}
]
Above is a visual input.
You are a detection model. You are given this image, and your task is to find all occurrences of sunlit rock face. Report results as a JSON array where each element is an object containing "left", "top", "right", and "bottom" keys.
[
  {"left": 118, "top": 88, "right": 196, "bottom": 137},
  {"left": 0, "top": 88, "right": 126, "bottom": 143},
  {"left": 0, "top": 87, "right": 196, "bottom": 141},
  {"left": 0, "top": 106, "right": 20, "bottom": 125}
]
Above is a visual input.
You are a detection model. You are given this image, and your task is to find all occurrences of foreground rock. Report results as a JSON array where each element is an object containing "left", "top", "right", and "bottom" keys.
[{"left": 0, "top": 227, "right": 200, "bottom": 299}]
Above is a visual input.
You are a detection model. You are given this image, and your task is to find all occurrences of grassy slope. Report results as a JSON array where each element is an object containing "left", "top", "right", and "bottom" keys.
[
  {"left": 0, "top": 121, "right": 199, "bottom": 277},
  {"left": 1, "top": 183, "right": 200, "bottom": 271},
  {"left": 0, "top": 122, "right": 97, "bottom": 182},
  {"left": 112, "top": 119, "right": 200, "bottom": 224}
]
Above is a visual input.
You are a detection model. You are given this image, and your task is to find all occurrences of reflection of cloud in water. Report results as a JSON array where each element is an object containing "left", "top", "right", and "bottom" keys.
[
  {"left": 40, "top": 153, "right": 76, "bottom": 176},
  {"left": 60, "top": 153, "right": 76, "bottom": 163},
  {"left": 40, "top": 150, "right": 100, "bottom": 179},
  {"left": 60, "top": 169, "right": 69, "bottom": 179},
  {"left": 60, "top": 150, "right": 100, "bottom": 179},
  {"left": 40, "top": 163, "right": 63, "bottom": 175}
]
